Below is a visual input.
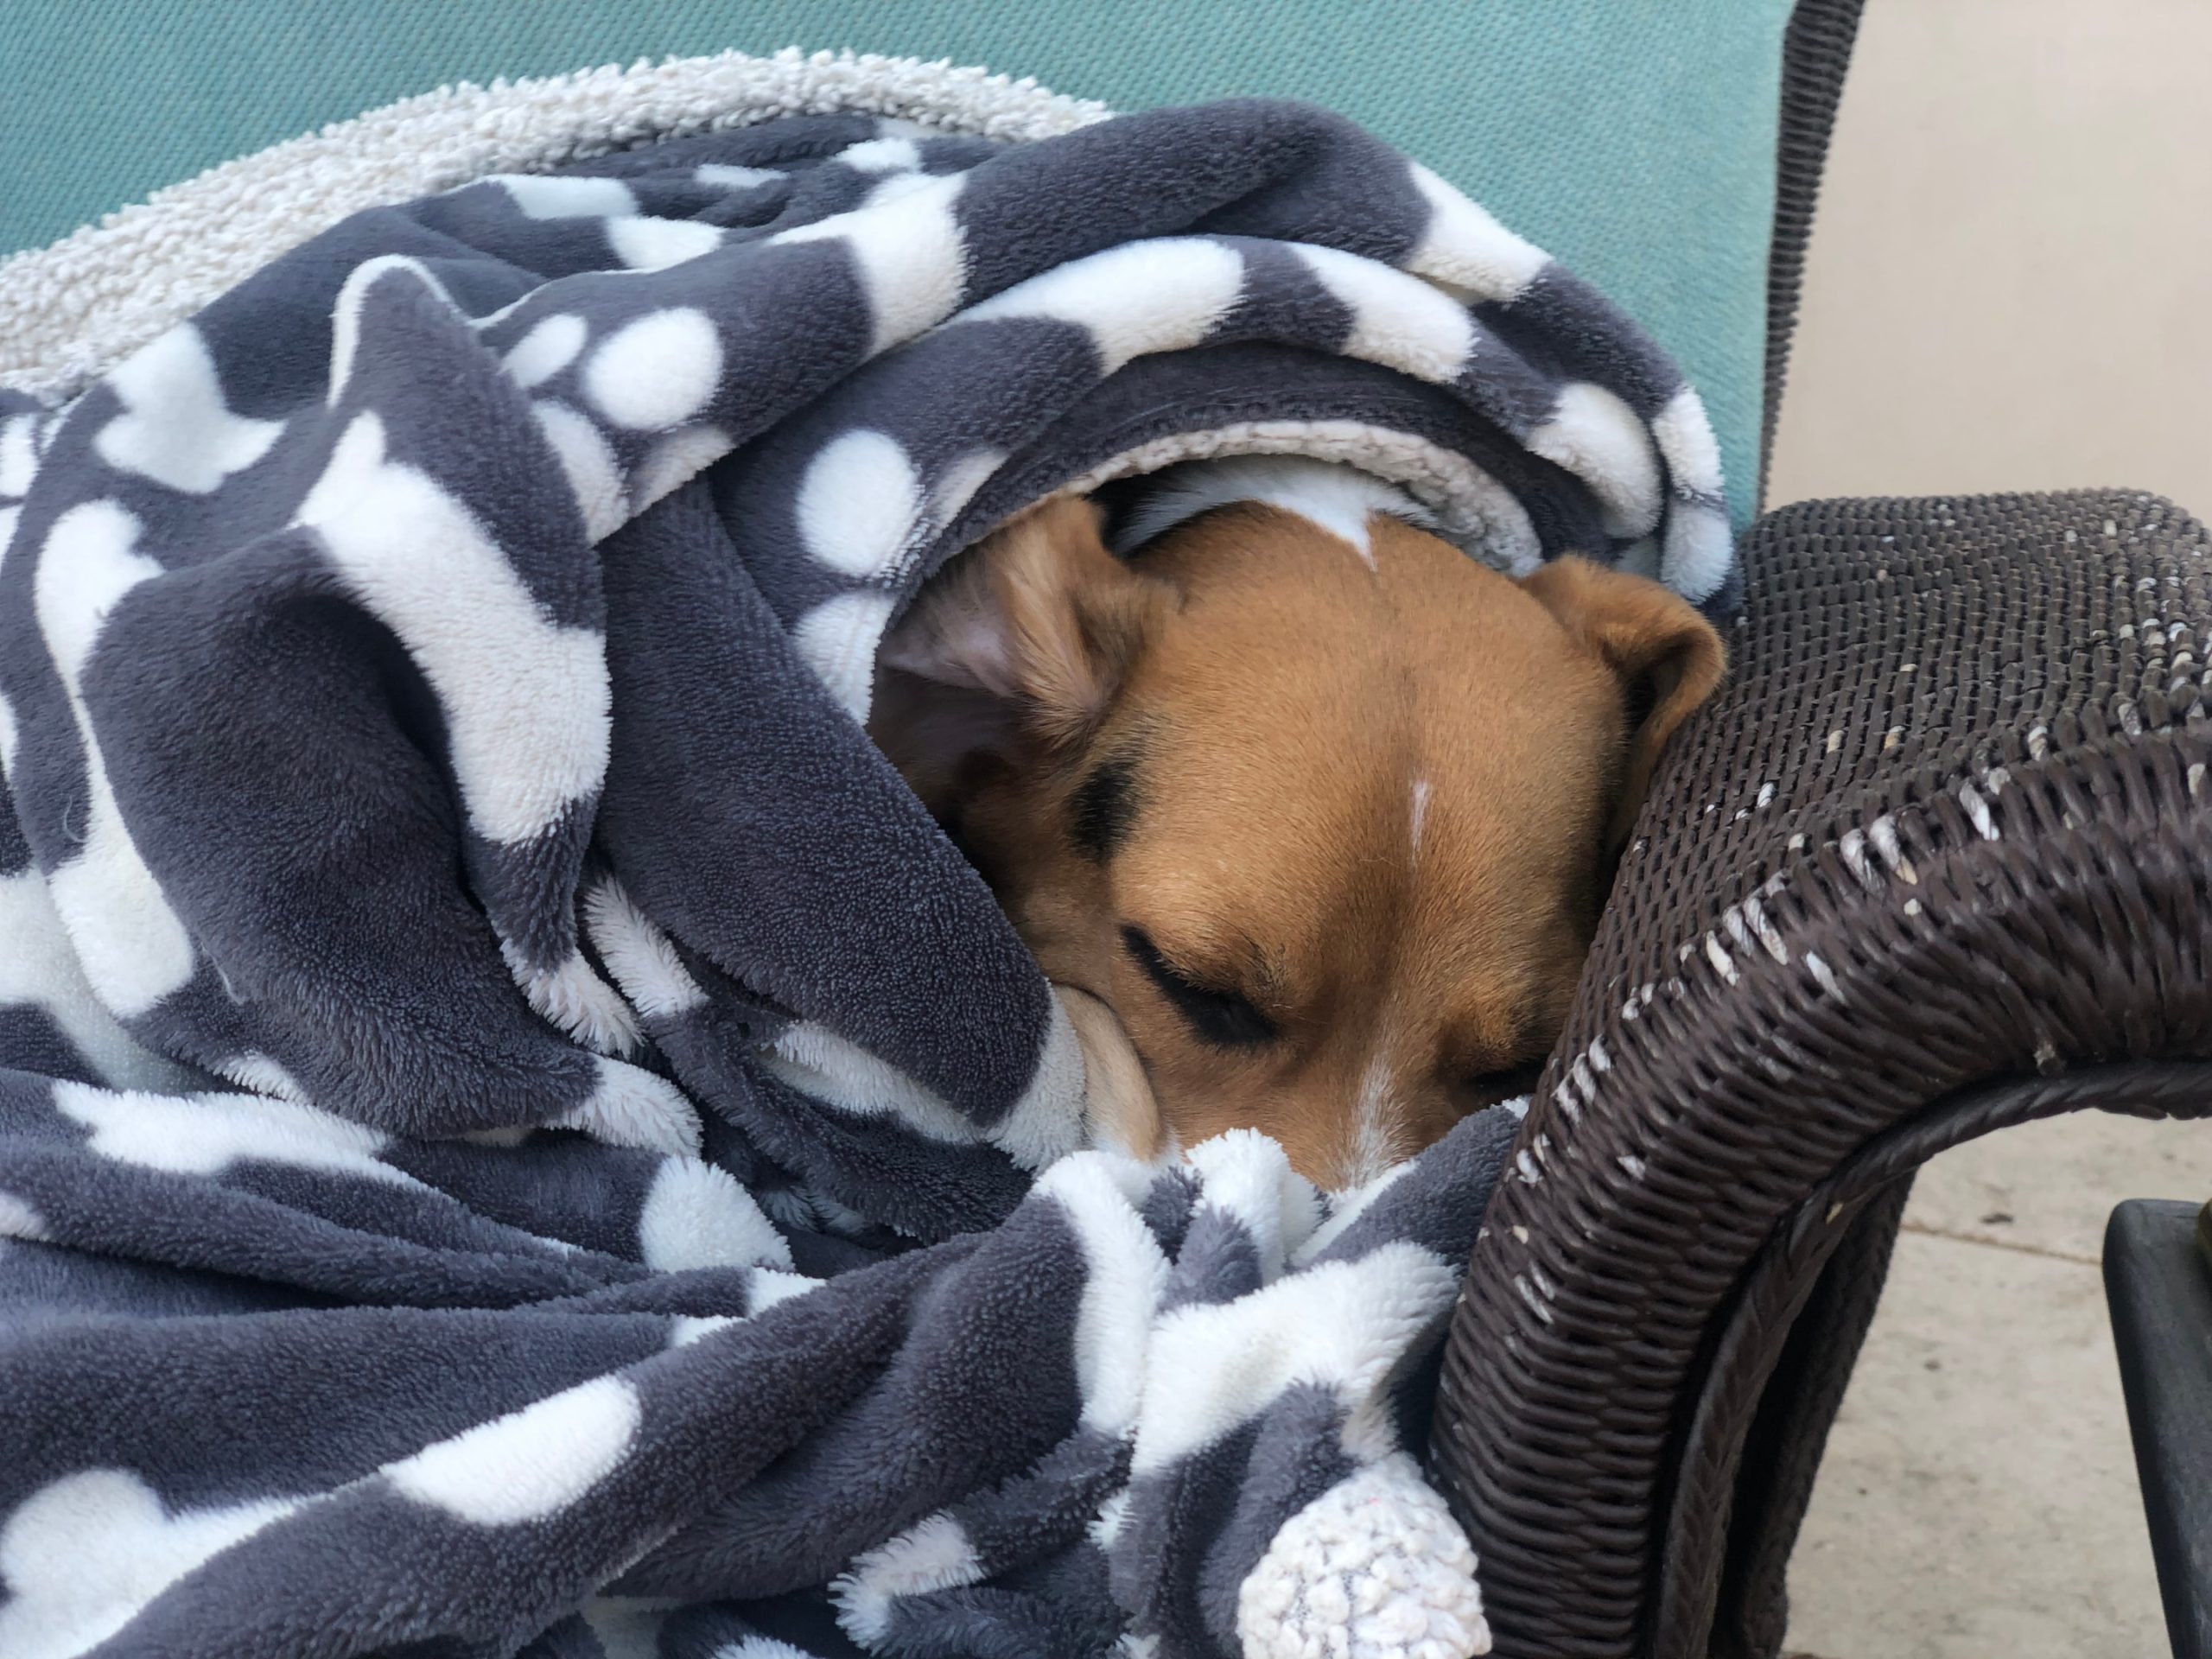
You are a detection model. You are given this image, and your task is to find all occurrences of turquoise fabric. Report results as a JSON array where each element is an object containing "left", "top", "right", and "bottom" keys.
[{"left": 3, "top": 1, "right": 1792, "bottom": 525}]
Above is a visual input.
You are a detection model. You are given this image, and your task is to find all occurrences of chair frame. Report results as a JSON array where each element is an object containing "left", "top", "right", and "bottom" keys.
[{"left": 1430, "top": 6, "right": 2212, "bottom": 1655}]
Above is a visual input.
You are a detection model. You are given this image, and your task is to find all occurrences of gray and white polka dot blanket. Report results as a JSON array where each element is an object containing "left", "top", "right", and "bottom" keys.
[{"left": 0, "top": 92, "right": 1731, "bottom": 1659}]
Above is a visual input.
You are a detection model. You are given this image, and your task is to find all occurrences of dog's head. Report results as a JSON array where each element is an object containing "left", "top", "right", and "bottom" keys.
[{"left": 871, "top": 474, "right": 1723, "bottom": 1186}]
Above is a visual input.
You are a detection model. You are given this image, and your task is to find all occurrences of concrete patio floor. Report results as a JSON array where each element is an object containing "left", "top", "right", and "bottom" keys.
[
  {"left": 1764, "top": 2, "right": 2210, "bottom": 1654},
  {"left": 1780, "top": 1116, "right": 2203, "bottom": 1657}
]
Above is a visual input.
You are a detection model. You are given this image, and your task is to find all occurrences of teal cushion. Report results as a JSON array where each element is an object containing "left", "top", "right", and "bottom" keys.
[{"left": 3, "top": 0, "right": 1791, "bottom": 525}]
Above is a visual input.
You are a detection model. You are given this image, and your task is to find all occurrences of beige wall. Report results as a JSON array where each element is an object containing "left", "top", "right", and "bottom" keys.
[
  {"left": 1770, "top": 6, "right": 2212, "bottom": 1655},
  {"left": 1766, "top": 0, "right": 2212, "bottom": 517}
]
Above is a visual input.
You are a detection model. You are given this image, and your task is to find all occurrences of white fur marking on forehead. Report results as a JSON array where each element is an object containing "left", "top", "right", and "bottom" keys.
[
  {"left": 1409, "top": 777, "right": 1432, "bottom": 862},
  {"left": 1111, "top": 456, "right": 1433, "bottom": 569}
]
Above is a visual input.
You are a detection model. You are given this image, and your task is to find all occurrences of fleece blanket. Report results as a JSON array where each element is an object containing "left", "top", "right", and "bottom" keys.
[{"left": 0, "top": 59, "right": 1732, "bottom": 1659}]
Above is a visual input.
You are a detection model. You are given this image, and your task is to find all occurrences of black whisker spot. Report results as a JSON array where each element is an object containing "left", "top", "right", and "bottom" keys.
[{"left": 1070, "top": 753, "right": 1141, "bottom": 862}]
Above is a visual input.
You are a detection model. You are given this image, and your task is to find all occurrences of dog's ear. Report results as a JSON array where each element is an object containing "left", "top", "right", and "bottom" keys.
[
  {"left": 1520, "top": 555, "right": 1726, "bottom": 849},
  {"left": 874, "top": 496, "right": 1170, "bottom": 780}
]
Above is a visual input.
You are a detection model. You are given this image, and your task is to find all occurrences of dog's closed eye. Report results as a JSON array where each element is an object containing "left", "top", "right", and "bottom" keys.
[
  {"left": 1462, "top": 1058, "right": 1546, "bottom": 1106},
  {"left": 1121, "top": 926, "right": 1276, "bottom": 1049}
]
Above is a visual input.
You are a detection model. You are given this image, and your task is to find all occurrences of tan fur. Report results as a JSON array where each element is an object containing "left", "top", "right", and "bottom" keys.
[
  {"left": 872, "top": 493, "right": 1724, "bottom": 1187},
  {"left": 1053, "top": 985, "right": 1166, "bottom": 1160}
]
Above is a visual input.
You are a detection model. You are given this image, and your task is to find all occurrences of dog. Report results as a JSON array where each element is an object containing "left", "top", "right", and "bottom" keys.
[{"left": 869, "top": 458, "right": 1724, "bottom": 1188}]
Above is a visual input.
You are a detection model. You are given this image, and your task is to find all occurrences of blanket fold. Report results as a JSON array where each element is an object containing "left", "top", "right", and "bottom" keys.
[{"left": 0, "top": 69, "right": 1727, "bottom": 1659}]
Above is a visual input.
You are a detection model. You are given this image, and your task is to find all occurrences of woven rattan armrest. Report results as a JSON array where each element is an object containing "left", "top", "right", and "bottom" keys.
[{"left": 1430, "top": 489, "right": 2212, "bottom": 1659}]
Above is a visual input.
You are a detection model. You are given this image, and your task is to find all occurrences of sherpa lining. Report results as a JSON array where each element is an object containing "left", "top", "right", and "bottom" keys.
[{"left": 0, "top": 48, "right": 1110, "bottom": 404}]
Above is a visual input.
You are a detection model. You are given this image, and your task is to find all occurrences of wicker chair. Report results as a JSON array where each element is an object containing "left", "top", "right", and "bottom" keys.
[{"left": 1428, "top": 4, "right": 2212, "bottom": 1656}]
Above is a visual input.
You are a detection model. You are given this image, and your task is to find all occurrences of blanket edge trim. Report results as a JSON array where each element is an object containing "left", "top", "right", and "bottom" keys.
[{"left": 0, "top": 46, "right": 1112, "bottom": 404}]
